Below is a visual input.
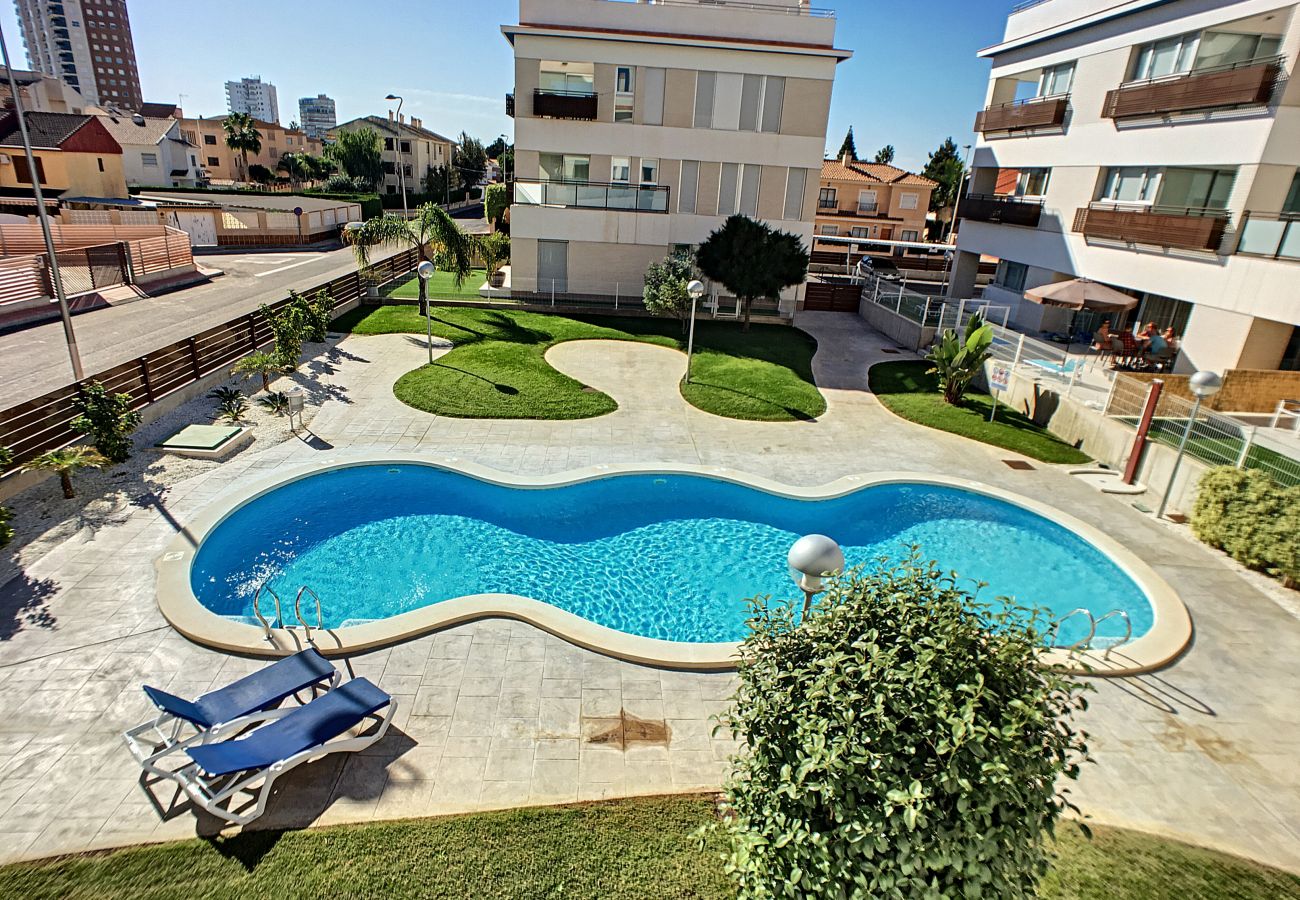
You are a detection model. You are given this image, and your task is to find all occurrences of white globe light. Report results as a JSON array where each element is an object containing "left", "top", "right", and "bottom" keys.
[
  {"left": 687, "top": 279, "right": 705, "bottom": 300},
  {"left": 417, "top": 260, "right": 436, "bottom": 280},
  {"left": 1189, "top": 370, "right": 1223, "bottom": 399},
  {"left": 788, "top": 534, "right": 845, "bottom": 593}
]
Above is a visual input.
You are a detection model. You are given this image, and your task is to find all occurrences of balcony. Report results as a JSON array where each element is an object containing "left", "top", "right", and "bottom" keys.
[
  {"left": 1073, "top": 203, "right": 1229, "bottom": 252},
  {"left": 974, "top": 94, "right": 1068, "bottom": 134},
  {"left": 514, "top": 179, "right": 670, "bottom": 213},
  {"left": 532, "top": 89, "right": 598, "bottom": 121},
  {"left": 505, "top": 93, "right": 514, "bottom": 117},
  {"left": 1102, "top": 57, "right": 1282, "bottom": 120},
  {"left": 1236, "top": 212, "right": 1300, "bottom": 261},
  {"left": 960, "top": 194, "right": 1044, "bottom": 228}
]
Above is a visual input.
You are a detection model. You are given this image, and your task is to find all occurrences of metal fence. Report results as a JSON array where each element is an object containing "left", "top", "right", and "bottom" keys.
[{"left": 1105, "top": 374, "right": 1300, "bottom": 487}]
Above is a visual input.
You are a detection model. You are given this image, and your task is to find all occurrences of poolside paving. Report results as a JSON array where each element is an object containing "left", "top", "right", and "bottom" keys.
[{"left": 0, "top": 311, "right": 1297, "bottom": 871}]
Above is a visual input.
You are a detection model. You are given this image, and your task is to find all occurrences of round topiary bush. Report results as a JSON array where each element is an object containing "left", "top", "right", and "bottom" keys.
[{"left": 712, "top": 554, "right": 1091, "bottom": 898}]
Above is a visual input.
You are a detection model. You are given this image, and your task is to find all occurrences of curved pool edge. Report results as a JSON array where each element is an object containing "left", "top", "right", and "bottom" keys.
[{"left": 155, "top": 454, "right": 1191, "bottom": 676}]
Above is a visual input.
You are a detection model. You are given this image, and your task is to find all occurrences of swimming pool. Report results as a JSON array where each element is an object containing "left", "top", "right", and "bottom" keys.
[{"left": 189, "top": 463, "right": 1155, "bottom": 649}]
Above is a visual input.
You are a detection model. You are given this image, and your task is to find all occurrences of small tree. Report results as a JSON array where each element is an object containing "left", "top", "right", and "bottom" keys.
[
  {"left": 247, "top": 164, "right": 274, "bottom": 185},
  {"left": 923, "top": 136, "right": 966, "bottom": 213},
  {"left": 874, "top": 144, "right": 896, "bottom": 165},
  {"left": 290, "top": 288, "right": 334, "bottom": 343},
  {"left": 71, "top": 382, "right": 141, "bottom": 464},
  {"left": 484, "top": 182, "right": 509, "bottom": 232},
  {"left": 642, "top": 250, "right": 695, "bottom": 332},
  {"left": 325, "top": 128, "right": 383, "bottom": 190},
  {"left": 477, "top": 231, "right": 510, "bottom": 283},
  {"left": 454, "top": 132, "right": 488, "bottom": 187},
  {"left": 696, "top": 216, "right": 809, "bottom": 332},
  {"left": 232, "top": 350, "right": 280, "bottom": 392},
  {"left": 344, "top": 203, "right": 473, "bottom": 316},
  {"left": 926, "top": 312, "right": 994, "bottom": 405},
  {"left": 712, "top": 554, "right": 1090, "bottom": 898},
  {"left": 0, "top": 446, "right": 12, "bottom": 548},
  {"left": 261, "top": 302, "right": 307, "bottom": 371},
  {"left": 836, "top": 126, "right": 857, "bottom": 161},
  {"left": 25, "top": 446, "right": 107, "bottom": 499}
]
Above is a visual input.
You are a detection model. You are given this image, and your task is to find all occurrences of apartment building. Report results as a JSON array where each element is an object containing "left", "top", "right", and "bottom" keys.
[
  {"left": 225, "top": 76, "right": 279, "bottom": 124},
  {"left": 179, "top": 116, "right": 323, "bottom": 184},
  {"left": 332, "top": 113, "right": 455, "bottom": 197},
  {"left": 950, "top": 0, "right": 1300, "bottom": 373},
  {"left": 502, "top": 0, "right": 851, "bottom": 310},
  {"left": 815, "top": 156, "right": 936, "bottom": 250},
  {"left": 298, "top": 94, "right": 337, "bottom": 139},
  {"left": 15, "top": 0, "right": 143, "bottom": 110},
  {"left": 0, "top": 66, "right": 89, "bottom": 114}
]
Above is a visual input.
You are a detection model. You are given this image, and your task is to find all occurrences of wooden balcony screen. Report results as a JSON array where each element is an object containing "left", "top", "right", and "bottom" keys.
[
  {"left": 974, "top": 96, "right": 1068, "bottom": 133},
  {"left": 1073, "top": 206, "right": 1228, "bottom": 252},
  {"left": 1102, "top": 60, "right": 1280, "bottom": 119}
]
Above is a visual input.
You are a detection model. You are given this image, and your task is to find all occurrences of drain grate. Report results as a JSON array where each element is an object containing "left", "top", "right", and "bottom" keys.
[{"left": 1002, "top": 459, "right": 1035, "bottom": 470}]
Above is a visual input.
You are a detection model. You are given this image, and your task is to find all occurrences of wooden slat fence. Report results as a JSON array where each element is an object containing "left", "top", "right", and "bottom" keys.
[
  {"left": 0, "top": 247, "right": 418, "bottom": 474},
  {"left": 0, "top": 223, "right": 174, "bottom": 256},
  {"left": 128, "top": 231, "right": 194, "bottom": 277}
]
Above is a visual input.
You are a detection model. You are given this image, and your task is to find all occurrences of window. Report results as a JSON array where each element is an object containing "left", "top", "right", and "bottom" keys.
[
  {"left": 1157, "top": 167, "right": 1235, "bottom": 210},
  {"left": 994, "top": 260, "right": 1028, "bottom": 292},
  {"left": 693, "top": 71, "right": 715, "bottom": 128},
  {"left": 857, "top": 190, "right": 877, "bottom": 212},
  {"left": 11, "top": 155, "right": 46, "bottom": 184},
  {"left": 97, "top": 157, "right": 104, "bottom": 171},
  {"left": 203, "top": 134, "right": 216, "bottom": 144},
  {"left": 1038, "top": 62, "right": 1075, "bottom": 96},
  {"left": 403, "top": 164, "right": 412, "bottom": 177},
  {"left": 819, "top": 225, "right": 839, "bottom": 236},
  {"left": 207, "top": 156, "right": 219, "bottom": 166},
  {"left": 898, "top": 192, "right": 919, "bottom": 210},
  {"left": 643, "top": 67, "right": 665, "bottom": 126},
  {"left": 1284, "top": 170, "right": 1300, "bottom": 214},
  {"left": 400, "top": 140, "right": 410, "bottom": 153},
  {"left": 784, "top": 168, "right": 806, "bottom": 220},
  {"left": 696, "top": 71, "right": 783, "bottom": 132},
  {"left": 141, "top": 151, "right": 157, "bottom": 166},
  {"left": 818, "top": 187, "right": 837, "bottom": 210},
  {"left": 1131, "top": 32, "right": 1199, "bottom": 81},
  {"left": 611, "top": 157, "right": 630, "bottom": 183},
  {"left": 850, "top": 226, "right": 869, "bottom": 238},
  {"left": 1016, "top": 168, "right": 1050, "bottom": 197},
  {"left": 615, "top": 66, "right": 634, "bottom": 122},
  {"left": 901, "top": 229, "right": 920, "bottom": 241},
  {"left": 1100, "top": 167, "right": 1160, "bottom": 203},
  {"left": 739, "top": 164, "right": 760, "bottom": 216},
  {"left": 639, "top": 158, "right": 658, "bottom": 185},
  {"left": 719, "top": 162, "right": 739, "bottom": 215},
  {"left": 1195, "top": 31, "right": 1282, "bottom": 70},
  {"left": 616, "top": 66, "right": 634, "bottom": 94},
  {"left": 386, "top": 184, "right": 396, "bottom": 194},
  {"left": 679, "top": 160, "right": 699, "bottom": 214},
  {"left": 539, "top": 66, "right": 593, "bottom": 95}
]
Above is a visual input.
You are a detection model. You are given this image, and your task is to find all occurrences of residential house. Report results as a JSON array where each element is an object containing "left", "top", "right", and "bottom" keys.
[
  {"left": 96, "top": 113, "right": 204, "bottom": 188},
  {"left": 178, "top": 115, "right": 324, "bottom": 185},
  {"left": 503, "top": 0, "right": 851, "bottom": 314},
  {"left": 331, "top": 113, "right": 455, "bottom": 198},
  {"left": 815, "top": 156, "right": 936, "bottom": 252},
  {"left": 0, "top": 110, "right": 126, "bottom": 202},
  {"left": 0, "top": 67, "right": 90, "bottom": 114},
  {"left": 950, "top": 0, "right": 1300, "bottom": 373}
]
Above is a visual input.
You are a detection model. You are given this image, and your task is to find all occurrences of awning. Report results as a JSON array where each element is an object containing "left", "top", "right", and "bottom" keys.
[{"left": 1024, "top": 278, "right": 1139, "bottom": 312}]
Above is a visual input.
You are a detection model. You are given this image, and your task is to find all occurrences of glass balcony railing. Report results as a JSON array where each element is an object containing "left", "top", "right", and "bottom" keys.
[
  {"left": 1236, "top": 212, "right": 1300, "bottom": 261},
  {"left": 514, "top": 179, "right": 670, "bottom": 213}
]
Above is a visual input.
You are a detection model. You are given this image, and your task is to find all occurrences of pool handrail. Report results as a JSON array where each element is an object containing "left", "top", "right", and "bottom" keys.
[
  {"left": 1092, "top": 609, "right": 1133, "bottom": 658},
  {"left": 252, "top": 582, "right": 284, "bottom": 642},
  {"left": 294, "top": 585, "right": 325, "bottom": 645},
  {"left": 1049, "top": 607, "right": 1096, "bottom": 650}
]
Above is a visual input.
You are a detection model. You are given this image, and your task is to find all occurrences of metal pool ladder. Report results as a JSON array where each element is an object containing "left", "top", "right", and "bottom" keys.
[
  {"left": 1048, "top": 608, "right": 1134, "bottom": 660},
  {"left": 294, "top": 585, "right": 325, "bottom": 645},
  {"left": 252, "top": 582, "right": 285, "bottom": 642}
]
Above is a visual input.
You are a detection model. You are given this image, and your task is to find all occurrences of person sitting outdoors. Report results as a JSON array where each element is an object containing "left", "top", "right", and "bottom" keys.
[
  {"left": 1144, "top": 324, "right": 1170, "bottom": 368},
  {"left": 1092, "top": 321, "right": 1113, "bottom": 350}
]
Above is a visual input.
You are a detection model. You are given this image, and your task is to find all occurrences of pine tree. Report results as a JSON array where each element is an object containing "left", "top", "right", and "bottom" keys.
[
  {"left": 922, "top": 137, "right": 966, "bottom": 212},
  {"left": 836, "top": 127, "right": 857, "bottom": 162},
  {"left": 873, "top": 145, "right": 896, "bottom": 165}
]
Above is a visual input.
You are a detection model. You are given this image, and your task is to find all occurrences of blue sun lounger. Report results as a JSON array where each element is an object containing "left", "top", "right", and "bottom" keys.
[
  {"left": 171, "top": 677, "right": 396, "bottom": 825},
  {"left": 123, "top": 648, "right": 340, "bottom": 777}
]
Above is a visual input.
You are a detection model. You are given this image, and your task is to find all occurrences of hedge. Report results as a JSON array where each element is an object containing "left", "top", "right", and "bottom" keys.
[
  {"left": 379, "top": 187, "right": 483, "bottom": 209},
  {"left": 1191, "top": 466, "right": 1300, "bottom": 585}
]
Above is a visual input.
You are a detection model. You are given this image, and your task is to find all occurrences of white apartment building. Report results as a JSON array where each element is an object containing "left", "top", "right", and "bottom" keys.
[
  {"left": 225, "top": 76, "right": 279, "bottom": 124},
  {"left": 15, "top": 0, "right": 143, "bottom": 109},
  {"left": 298, "top": 94, "right": 336, "bottom": 139},
  {"left": 503, "top": 0, "right": 850, "bottom": 312},
  {"left": 950, "top": 0, "right": 1300, "bottom": 373}
]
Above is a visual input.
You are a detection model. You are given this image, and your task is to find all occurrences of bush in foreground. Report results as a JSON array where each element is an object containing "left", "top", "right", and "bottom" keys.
[{"left": 713, "top": 555, "right": 1090, "bottom": 898}]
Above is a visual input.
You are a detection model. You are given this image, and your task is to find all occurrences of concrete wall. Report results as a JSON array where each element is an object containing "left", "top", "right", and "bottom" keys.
[
  {"left": 1125, "top": 368, "right": 1300, "bottom": 412},
  {"left": 858, "top": 296, "right": 936, "bottom": 351}
]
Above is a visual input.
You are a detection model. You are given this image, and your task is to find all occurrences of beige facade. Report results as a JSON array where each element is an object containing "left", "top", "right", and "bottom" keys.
[
  {"left": 331, "top": 114, "right": 455, "bottom": 198},
  {"left": 504, "top": 0, "right": 850, "bottom": 314},
  {"left": 814, "top": 157, "right": 936, "bottom": 249},
  {"left": 179, "top": 116, "right": 324, "bottom": 185}
]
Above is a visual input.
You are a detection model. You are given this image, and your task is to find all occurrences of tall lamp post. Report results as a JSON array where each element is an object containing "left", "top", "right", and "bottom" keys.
[
  {"left": 683, "top": 279, "right": 705, "bottom": 384},
  {"left": 944, "top": 143, "right": 974, "bottom": 243},
  {"left": 1156, "top": 370, "right": 1222, "bottom": 520},
  {"left": 417, "top": 259, "right": 436, "bottom": 364},
  {"left": 384, "top": 93, "right": 408, "bottom": 221},
  {"left": 0, "top": 21, "right": 82, "bottom": 380},
  {"left": 788, "top": 533, "right": 845, "bottom": 622}
]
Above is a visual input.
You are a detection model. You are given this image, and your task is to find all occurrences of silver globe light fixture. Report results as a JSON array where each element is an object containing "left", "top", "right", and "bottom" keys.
[
  {"left": 684, "top": 279, "right": 706, "bottom": 385},
  {"left": 1156, "top": 370, "right": 1223, "bottom": 520},
  {"left": 788, "top": 533, "right": 845, "bottom": 621},
  {"left": 417, "top": 259, "right": 437, "bottom": 364}
]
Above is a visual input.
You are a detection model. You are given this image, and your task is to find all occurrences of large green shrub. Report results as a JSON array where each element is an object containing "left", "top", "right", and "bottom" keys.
[
  {"left": 261, "top": 302, "right": 307, "bottom": 371},
  {"left": 926, "top": 312, "right": 993, "bottom": 405},
  {"left": 71, "top": 382, "right": 142, "bottom": 464},
  {"left": 1192, "top": 466, "right": 1300, "bottom": 584},
  {"left": 642, "top": 250, "right": 695, "bottom": 332},
  {"left": 712, "top": 555, "right": 1090, "bottom": 899}
]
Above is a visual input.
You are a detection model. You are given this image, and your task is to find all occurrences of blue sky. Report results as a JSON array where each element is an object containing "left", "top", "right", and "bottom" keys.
[{"left": 0, "top": 0, "right": 1007, "bottom": 171}]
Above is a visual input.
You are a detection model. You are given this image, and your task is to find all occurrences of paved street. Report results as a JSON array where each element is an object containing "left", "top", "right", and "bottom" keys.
[{"left": 0, "top": 243, "right": 405, "bottom": 407}]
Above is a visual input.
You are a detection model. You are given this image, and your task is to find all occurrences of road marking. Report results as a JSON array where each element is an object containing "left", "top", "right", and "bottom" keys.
[{"left": 253, "top": 257, "right": 322, "bottom": 278}]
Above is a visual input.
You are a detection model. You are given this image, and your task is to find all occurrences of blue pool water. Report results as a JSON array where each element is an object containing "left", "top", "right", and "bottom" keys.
[{"left": 190, "top": 465, "right": 1153, "bottom": 646}]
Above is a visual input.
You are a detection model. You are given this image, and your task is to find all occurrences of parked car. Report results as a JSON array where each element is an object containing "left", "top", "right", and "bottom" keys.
[{"left": 861, "top": 257, "right": 901, "bottom": 281}]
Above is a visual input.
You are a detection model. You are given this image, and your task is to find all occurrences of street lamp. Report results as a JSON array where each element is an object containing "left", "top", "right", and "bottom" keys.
[
  {"left": 944, "top": 143, "right": 974, "bottom": 243},
  {"left": 1156, "top": 370, "right": 1223, "bottom": 520},
  {"left": 385, "top": 94, "right": 408, "bottom": 221},
  {"left": 0, "top": 20, "right": 82, "bottom": 380},
  {"left": 788, "top": 533, "right": 845, "bottom": 622},
  {"left": 683, "top": 279, "right": 705, "bottom": 384},
  {"left": 417, "top": 259, "right": 436, "bottom": 364}
]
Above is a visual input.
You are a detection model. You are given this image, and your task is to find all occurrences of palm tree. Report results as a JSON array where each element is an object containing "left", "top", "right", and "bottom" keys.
[
  {"left": 231, "top": 350, "right": 280, "bottom": 392},
  {"left": 276, "top": 152, "right": 310, "bottom": 191},
  {"left": 223, "top": 112, "right": 262, "bottom": 184},
  {"left": 344, "top": 203, "right": 473, "bottom": 315},
  {"left": 24, "top": 446, "right": 107, "bottom": 499}
]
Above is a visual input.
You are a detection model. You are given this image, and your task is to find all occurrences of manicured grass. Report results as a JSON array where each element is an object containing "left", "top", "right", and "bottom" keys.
[
  {"left": 868, "top": 360, "right": 1092, "bottom": 464},
  {"left": 333, "top": 305, "right": 826, "bottom": 421},
  {"left": 3, "top": 796, "right": 1297, "bottom": 900},
  {"left": 386, "top": 269, "right": 489, "bottom": 301}
]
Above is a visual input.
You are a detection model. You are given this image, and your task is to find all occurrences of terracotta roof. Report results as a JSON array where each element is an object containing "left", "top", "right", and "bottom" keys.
[
  {"left": 333, "top": 115, "right": 455, "bottom": 145},
  {"left": 821, "top": 158, "right": 937, "bottom": 188},
  {"left": 0, "top": 111, "right": 94, "bottom": 148}
]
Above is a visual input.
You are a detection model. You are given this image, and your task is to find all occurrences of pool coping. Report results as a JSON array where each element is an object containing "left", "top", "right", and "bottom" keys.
[{"left": 155, "top": 454, "right": 1192, "bottom": 676}]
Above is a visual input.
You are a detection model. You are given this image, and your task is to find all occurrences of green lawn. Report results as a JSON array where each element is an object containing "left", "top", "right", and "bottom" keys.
[
  {"left": 869, "top": 360, "right": 1092, "bottom": 464},
  {"left": 333, "top": 305, "right": 826, "bottom": 421},
  {"left": 385, "top": 269, "right": 489, "bottom": 301},
  {"left": 3, "top": 796, "right": 1297, "bottom": 900}
]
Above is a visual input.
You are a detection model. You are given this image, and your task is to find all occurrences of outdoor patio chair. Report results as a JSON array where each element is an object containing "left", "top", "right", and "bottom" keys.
[
  {"left": 123, "top": 648, "right": 340, "bottom": 778},
  {"left": 167, "top": 677, "right": 395, "bottom": 826}
]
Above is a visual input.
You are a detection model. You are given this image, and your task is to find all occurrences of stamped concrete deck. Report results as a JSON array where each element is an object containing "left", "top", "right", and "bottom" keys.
[{"left": 0, "top": 311, "right": 1297, "bottom": 871}]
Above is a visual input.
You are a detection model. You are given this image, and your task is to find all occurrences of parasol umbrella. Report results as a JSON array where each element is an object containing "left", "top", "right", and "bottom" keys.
[{"left": 1024, "top": 278, "right": 1139, "bottom": 312}]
